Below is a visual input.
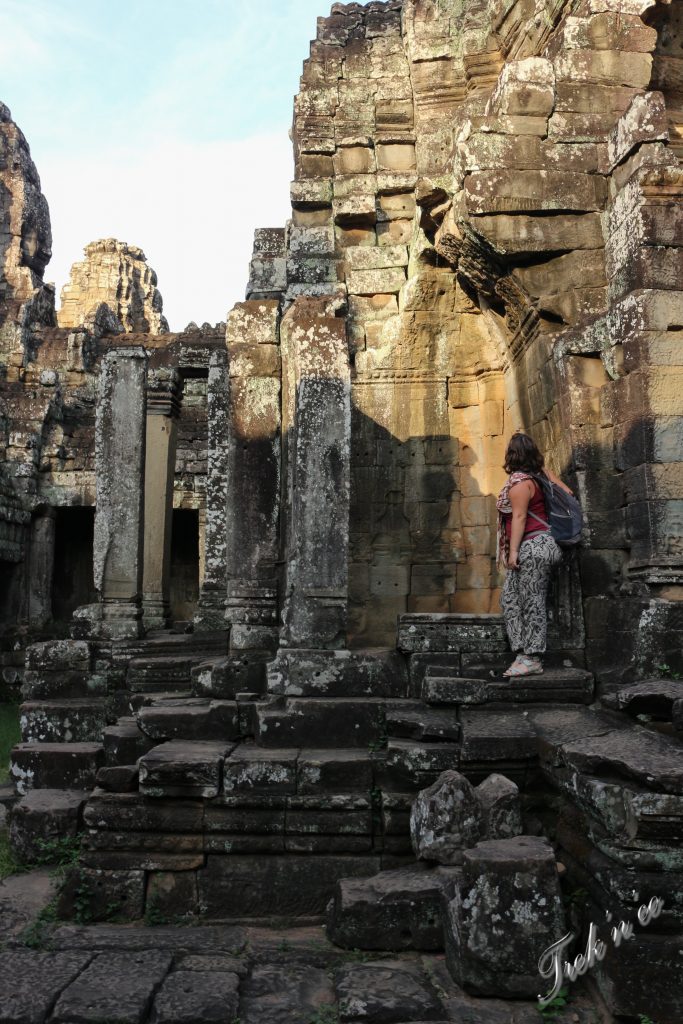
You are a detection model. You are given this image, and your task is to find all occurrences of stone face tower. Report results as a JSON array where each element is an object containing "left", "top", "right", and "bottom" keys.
[{"left": 58, "top": 239, "right": 169, "bottom": 334}]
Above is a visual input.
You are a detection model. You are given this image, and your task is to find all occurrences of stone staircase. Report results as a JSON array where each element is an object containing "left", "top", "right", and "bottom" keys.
[
  {"left": 8, "top": 611, "right": 683, "bottom": 1008},
  {"left": 49, "top": 625, "right": 603, "bottom": 921}
]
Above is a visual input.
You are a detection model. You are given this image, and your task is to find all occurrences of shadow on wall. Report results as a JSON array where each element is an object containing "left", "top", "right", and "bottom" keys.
[{"left": 348, "top": 409, "right": 504, "bottom": 649}]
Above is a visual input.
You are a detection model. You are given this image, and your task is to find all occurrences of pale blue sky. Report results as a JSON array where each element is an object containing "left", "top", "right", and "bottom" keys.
[{"left": 0, "top": 0, "right": 355, "bottom": 327}]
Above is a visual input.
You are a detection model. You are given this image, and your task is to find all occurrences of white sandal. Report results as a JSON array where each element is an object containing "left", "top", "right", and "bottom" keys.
[{"left": 504, "top": 655, "right": 543, "bottom": 677}]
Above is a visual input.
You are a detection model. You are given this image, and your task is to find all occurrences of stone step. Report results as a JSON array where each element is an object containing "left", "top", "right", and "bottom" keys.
[
  {"left": 138, "top": 740, "right": 235, "bottom": 799},
  {"left": 127, "top": 656, "right": 203, "bottom": 693},
  {"left": 601, "top": 678, "right": 683, "bottom": 721},
  {"left": 326, "top": 863, "right": 460, "bottom": 951},
  {"left": 266, "top": 648, "right": 409, "bottom": 697},
  {"left": 378, "top": 738, "right": 460, "bottom": 792},
  {"left": 19, "top": 699, "right": 108, "bottom": 744},
  {"left": 136, "top": 699, "right": 241, "bottom": 742},
  {"left": 422, "top": 666, "right": 594, "bottom": 706},
  {"left": 222, "top": 746, "right": 375, "bottom": 796},
  {"left": 9, "top": 788, "right": 87, "bottom": 861},
  {"left": 191, "top": 654, "right": 269, "bottom": 699},
  {"left": 117, "top": 630, "right": 228, "bottom": 663},
  {"left": 10, "top": 742, "right": 104, "bottom": 795},
  {"left": 385, "top": 704, "right": 460, "bottom": 742},
  {"left": 103, "top": 718, "right": 158, "bottom": 766},
  {"left": 397, "top": 612, "right": 507, "bottom": 655},
  {"left": 458, "top": 709, "right": 538, "bottom": 784},
  {"left": 255, "top": 697, "right": 388, "bottom": 748}
]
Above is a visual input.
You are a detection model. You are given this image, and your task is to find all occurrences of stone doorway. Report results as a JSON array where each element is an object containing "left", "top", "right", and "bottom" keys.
[
  {"left": 52, "top": 507, "right": 96, "bottom": 624},
  {"left": 169, "top": 508, "right": 199, "bottom": 624}
]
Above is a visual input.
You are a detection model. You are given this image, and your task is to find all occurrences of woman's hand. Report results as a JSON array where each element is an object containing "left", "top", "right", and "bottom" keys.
[{"left": 507, "top": 549, "right": 520, "bottom": 570}]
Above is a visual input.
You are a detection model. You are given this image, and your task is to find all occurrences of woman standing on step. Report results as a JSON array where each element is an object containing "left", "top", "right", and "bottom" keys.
[{"left": 496, "top": 432, "right": 572, "bottom": 678}]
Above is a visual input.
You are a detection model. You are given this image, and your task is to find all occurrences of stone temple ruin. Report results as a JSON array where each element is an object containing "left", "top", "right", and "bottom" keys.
[{"left": 2, "top": 0, "right": 683, "bottom": 1020}]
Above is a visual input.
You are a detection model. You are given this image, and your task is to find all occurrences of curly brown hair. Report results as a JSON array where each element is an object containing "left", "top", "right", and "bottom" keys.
[{"left": 503, "top": 432, "right": 545, "bottom": 474}]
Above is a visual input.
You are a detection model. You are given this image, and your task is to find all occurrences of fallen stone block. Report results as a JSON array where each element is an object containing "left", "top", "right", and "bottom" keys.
[
  {"left": 52, "top": 950, "right": 172, "bottom": 1023},
  {"left": 9, "top": 788, "right": 86, "bottom": 862},
  {"left": 326, "top": 863, "right": 459, "bottom": 950},
  {"left": 475, "top": 774, "right": 522, "bottom": 840},
  {"left": 151, "top": 970, "right": 240, "bottom": 1023},
  {"left": 445, "top": 836, "right": 566, "bottom": 998},
  {"left": 411, "top": 770, "right": 481, "bottom": 865}
]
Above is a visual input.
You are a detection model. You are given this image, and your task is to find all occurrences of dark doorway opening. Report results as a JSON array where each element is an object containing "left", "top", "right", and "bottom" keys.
[
  {"left": 170, "top": 508, "right": 199, "bottom": 623},
  {"left": 52, "top": 507, "right": 96, "bottom": 623}
]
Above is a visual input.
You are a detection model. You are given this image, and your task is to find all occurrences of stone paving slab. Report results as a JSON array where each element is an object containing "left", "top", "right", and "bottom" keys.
[
  {"left": 151, "top": 970, "right": 240, "bottom": 1023},
  {"left": 336, "top": 961, "right": 445, "bottom": 1022},
  {"left": 0, "top": 951, "right": 93, "bottom": 1024},
  {"left": 48, "top": 923, "right": 248, "bottom": 954},
  {"left": 51, "top": 950, "right": 173, "bottom": 1024},
  {"left": 238, "top": 964, "right": 335, "bottom": 1024}
]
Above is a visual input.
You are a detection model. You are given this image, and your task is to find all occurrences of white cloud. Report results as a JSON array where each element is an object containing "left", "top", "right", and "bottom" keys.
[{"left": 40, "top": 132, "right": 294, "bottom": 330}]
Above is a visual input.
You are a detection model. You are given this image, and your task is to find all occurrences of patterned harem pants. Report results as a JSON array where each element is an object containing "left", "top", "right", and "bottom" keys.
[{"left": 500, "top": 531, "right": 563, "bottom": 656}]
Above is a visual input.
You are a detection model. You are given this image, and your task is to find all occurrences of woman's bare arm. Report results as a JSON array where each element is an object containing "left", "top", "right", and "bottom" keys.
[
  {"left": 508, "top": 479, "right": 534, "bottom": 569},
  {"left": 545, "top": 468, "right": 573, "bottom": 495}
]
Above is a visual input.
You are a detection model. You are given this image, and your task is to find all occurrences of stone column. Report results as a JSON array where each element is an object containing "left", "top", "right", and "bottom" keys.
[
  {"left": 194, "top": 347, "right": 229, "bottom": 632},
  {"left": 93, "top": 346, "right": 147, "bottom": 639},
  {"left": 224, "top": 301, "right": 282, "bottom": 650},
  {"left": 26, "top": 509, "right": 56, "bottom": 626},
  {"left": 141, "top": 368, "right": 182, "bottom": 630},
  {"left": 280, "top": 304, "right": 351, "bottom": 648}
]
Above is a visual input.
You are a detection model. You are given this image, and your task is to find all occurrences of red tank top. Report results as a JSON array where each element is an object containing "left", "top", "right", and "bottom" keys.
[{"left": 503, "top": 480, "right": 549, "bottom": 542}]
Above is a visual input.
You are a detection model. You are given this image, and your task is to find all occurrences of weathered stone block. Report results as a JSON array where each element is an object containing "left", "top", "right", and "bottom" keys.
[
  {"left": 410, "top": 770, "right": 481, "bottom": 865},
  {"left": 9, "top": 788, "right": 86, "bottom": 862},
  {"left": 475, "top": 774, "right": 522, "bottom": 840},
  {"left": 10, "top": 742, "right": 104, "bottom": 795},
  {"left": 139, "top": 741, "right": 232, "bottom": 799},
  {"left": 445, "top": 836, "right": 566, "bottom": 997}
]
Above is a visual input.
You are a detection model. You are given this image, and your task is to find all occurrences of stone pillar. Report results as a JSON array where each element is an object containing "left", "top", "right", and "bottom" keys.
[
  {"left": 224, "top": 301, "right": 281, "bottom": 650},
  {"left": 141, "top": 368, "right": 182, "bottom": 630},
  {"left": 194, "top": 348, "right": 229, "bottom": 632},
  {"left": 280, "top": 304, "right": 351, "bottom": 648},
  {"left": 26, "top": 509, "right": 56, "bottom": 627},
  {"left": 93, "top": 346, "right": 147, "bottom": 639}
]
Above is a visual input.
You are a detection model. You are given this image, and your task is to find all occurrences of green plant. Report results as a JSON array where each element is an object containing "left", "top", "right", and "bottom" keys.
[
  {"left": 638, "top": 1015, "right": 659, "bottom": 1024},
  {"left": 144, "top": 897, "right": 170, "bottom": 928},
  {"left": 538, "top": 987, "right": 569, "bottom": 1021},
  {"left": 0, "top": 830, "right": 25, "bottom": 880},
  {"left": 33, "top": 835, "right": 82, "bottom": 867},
  {"left": 20, "top": 898, "right": 59, "bottom": 949},
  {"left": 0, "top": 703, "right": 20, "bottom": 785},
  {"left": 367, "top": 726, "right": 388, "bottom": 753},
  {"left": 655, "top": 663, "right": 681, "bottom": 681},
  {"left": 308, "top": 1005, "right": 339, "bottom": 1024}
]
